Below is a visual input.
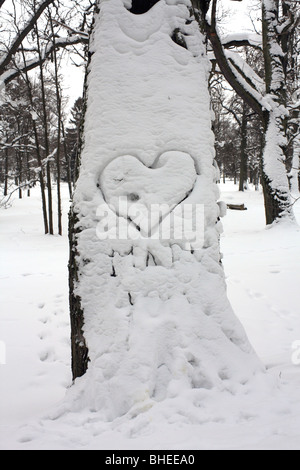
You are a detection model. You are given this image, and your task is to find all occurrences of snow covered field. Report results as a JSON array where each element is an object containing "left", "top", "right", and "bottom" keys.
[{"left": 0, "top": 182, "right": 300, "bottom": 450}]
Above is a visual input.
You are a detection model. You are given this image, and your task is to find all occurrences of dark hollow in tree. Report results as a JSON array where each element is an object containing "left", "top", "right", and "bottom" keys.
[{"left": 130, "top": 0, "right": 160, "bottom": 14}]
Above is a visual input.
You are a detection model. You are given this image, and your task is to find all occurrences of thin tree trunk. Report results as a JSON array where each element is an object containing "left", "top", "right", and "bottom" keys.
[
  {"left": 20, "top": 47, "right": 49, "bottom": 234},
  {"left": 16, "top": 121, "right": 23, "bottom": 199},
  {"left": 26, "top": 146, "right": 31, "bottom": 197},
  {"left": 239, "top": 102, "right": 248, "bottom": 192},
  {"left": 33, "top": 123, "right": 49, "bottom": 234},
  {"left": 34, "top": 17, "right": 54, "bottom": 234},
  {"left": 49, "top": 11, "right": 62, "bottom": 235},
  {"left": 18, "top": 152, "right": 22, "bottom": 199},
  {"left": 61, "top": 120, "right": 73, "bottom": 199},
  {"left": 4, "top": 148, "right": 8, "bottom": 196}
]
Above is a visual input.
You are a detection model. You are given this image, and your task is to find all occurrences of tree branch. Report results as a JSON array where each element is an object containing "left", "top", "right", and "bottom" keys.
[
  {"left": 0, "top": 0, "right": 54, "bottom": 76},
  {"left": 1, "top": 35, "right": 88, "bottom": 87},
  {"left": 221, "top": 33, "right": 262, "bottom": 50},
  {"left": 225, "top": 50, "right": 264, "bottom": 94},
  {"left": 206, "top": 0, "right": 265, "bottom": 118},
  {"left": 51, "top": 18, "right": 89, "bottom": 40}
]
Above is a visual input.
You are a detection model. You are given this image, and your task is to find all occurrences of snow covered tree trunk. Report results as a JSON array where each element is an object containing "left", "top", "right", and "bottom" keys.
[
  {"left": 261, "top": 0, "right": 293, "bottom": 224},
  {"left": 69, "top": 0, "right": 262, "bottom": 420}
]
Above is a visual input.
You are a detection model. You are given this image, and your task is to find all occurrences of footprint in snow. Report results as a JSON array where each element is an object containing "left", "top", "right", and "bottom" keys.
[
  {"left": 18, "top": 435, "right": 35, "bottom": 444},
  {"left": 55, "top": 294, "right": 64, "bottom": 303},
  {"left": 39, "top": 347, "right": 56, "bottom": 363},
  {"left": 246, "top": 289, "right": 263, "bottom": 300},
  {"left": 53, "top": 308, "right": 64, "bottom": 317}
]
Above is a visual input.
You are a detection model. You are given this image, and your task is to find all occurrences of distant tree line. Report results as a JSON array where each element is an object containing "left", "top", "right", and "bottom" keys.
[
  {"left": 0, "top": 74, "right": 83, "bottom": 234},
  {"left": 0, "top": 0, "right": 87, "bottom": 234}
]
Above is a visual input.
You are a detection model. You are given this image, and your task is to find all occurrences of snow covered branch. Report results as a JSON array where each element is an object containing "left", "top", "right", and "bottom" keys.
[
  {"left": 221, "top": 33, "right": 262, "bottom": 50},
  {"left": 0, "top": 132, "right": 31, "bottom": 150},
  {"left": 225, "top": 50, "right": 265, "bottom": 94},
  {"left": 1, "top": 34, "right": 88, "bottom": 88},
  {"left": 0, "top": 0, "right": 54, "bottom": 77},
  {"left": 0, "top": 179, "right": 37, "bottom": 208},
  {"left": 276, "top": 4, "right": 300, "bottom": 36},
  {"left": 205, "top": 0, "right": 265, "bottom": 118}
]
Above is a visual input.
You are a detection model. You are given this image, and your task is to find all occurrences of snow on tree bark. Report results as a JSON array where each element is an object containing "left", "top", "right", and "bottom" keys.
[
  {"left": 69, "top": 0, "right": 263, "bottom": 421},
  {"left": 261, "top": 0, "right": 294, "bottom": 224}
]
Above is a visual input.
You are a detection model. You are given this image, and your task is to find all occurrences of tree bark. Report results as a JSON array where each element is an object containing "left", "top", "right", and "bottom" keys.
[
  {"left": 35, "top": 19, "right": 54, "bottom": 234},
  {"left": 69, "top": 210, "right": 89, "bottom": 380},
  {"left": 239, "top": 102, "right": 248, "bottom": 191},
  {"left": 20, "top": 46, "right": 49, "bottom": 234},
  {"left": 69, "top": 11, "right": 93, "bottom": 380},
  {"left": 261, "top": 0, "right": 293, "bottom": 223},
  {"left": 61, "top": 120, "right": 73, "bottom": 199},
  {"left": 50, "top": 11, "right": 62, "bottom": 235},
  {"left": 4, "top": 148, "right": 8, "bottom": 197}
]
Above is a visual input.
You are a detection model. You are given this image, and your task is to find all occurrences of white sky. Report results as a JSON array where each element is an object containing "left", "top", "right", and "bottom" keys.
[
  {"left": 217, "top": 0, "right": 261, "bottom": 34},
  {"left": 61, "top": 53, "right": 85, "bottom": 116}
]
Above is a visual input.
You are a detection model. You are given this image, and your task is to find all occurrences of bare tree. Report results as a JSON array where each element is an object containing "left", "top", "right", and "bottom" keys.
[
  {"left": 0, "top": 0, "right": 89, "bottom": 87},
  {"left": 0, "top": 0, "right": 54, "bottom": 77},
  {"left": 49, "top": 8, "right": 63, "bottom": 235}
]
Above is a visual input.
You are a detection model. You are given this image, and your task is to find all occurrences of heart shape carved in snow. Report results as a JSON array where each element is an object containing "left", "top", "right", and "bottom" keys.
[{"left": 100, "top": 151, "right": 197, "bottom": 236}]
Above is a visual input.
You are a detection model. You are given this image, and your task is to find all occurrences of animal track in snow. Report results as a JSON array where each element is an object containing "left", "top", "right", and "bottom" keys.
[
  {"left": 246, "top": 289, "right": 264, "bottom": 300},
  {"left": 39, "top": 347, "right": 56, "bottom": 363}
]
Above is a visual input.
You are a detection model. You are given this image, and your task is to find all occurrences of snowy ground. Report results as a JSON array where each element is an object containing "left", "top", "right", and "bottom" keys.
[{"left": 0, "top": 182, "right": 300, "bottom": 450}]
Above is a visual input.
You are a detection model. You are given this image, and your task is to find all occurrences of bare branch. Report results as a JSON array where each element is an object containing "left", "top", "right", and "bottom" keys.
[
  {"left": 51, "top": 18, "right": 89, "bottom": 39},
  {"left": 0, "top": 0, "right": 54, "bottom": 77},
  {"left": 1, "top": 35, "right": 88, "bottom": 87}
]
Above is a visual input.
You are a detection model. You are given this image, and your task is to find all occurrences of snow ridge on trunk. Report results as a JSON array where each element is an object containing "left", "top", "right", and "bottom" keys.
[
  {"left": 261, "top": 0, "right": 294, "bottom": 224},
  {"left": 69, "top": 0, "right": 263, "bottom": 421}
]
